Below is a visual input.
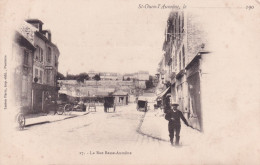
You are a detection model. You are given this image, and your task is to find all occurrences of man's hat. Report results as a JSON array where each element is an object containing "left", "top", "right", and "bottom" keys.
[{"left": 171, "top": 102, "right": 179, "bottom": 106}]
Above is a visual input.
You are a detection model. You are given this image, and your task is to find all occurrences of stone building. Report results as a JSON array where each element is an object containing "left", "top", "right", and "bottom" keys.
[
  {"left": 112, "top": 90, "right": 129, "bottom": 105},
  {"left": 100, "top": 72, "right": 122, "bottom": 81},
  {"left": 11, "top": 31, "right": 35, "bottom": 112},
  {"left": 20, "top": 19, "right": 60, "bottom": 113},
  {"left": 159, "top": 10, "right": 210, "bottom": 131}
]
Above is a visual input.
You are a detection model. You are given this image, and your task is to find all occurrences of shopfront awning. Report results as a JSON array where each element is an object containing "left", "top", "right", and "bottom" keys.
[{"left": 156, "top": 87, "right": 171, "bottom": 99}]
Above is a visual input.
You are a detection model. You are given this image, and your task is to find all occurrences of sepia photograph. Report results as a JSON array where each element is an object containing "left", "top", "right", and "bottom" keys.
[{"left": 0, "top": 0, "right": 259, "bottom": 164}]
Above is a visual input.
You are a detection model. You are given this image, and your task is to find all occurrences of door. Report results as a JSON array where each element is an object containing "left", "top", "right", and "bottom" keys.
[{"left": 33, "top": 89, "right": 43, "bottom": 112}]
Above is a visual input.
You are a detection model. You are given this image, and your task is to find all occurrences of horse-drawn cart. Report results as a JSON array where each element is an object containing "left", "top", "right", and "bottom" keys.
[
  {"left": 104, "top": 96, "right": 116, "bottom": 113},
  {"left": 137, "top": 97, "right": 148, "bottom": 112}
]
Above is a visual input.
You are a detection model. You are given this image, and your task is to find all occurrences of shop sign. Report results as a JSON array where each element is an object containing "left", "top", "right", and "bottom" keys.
[{"left": 45, "top": 66, "right": 53, "bottom": 70}]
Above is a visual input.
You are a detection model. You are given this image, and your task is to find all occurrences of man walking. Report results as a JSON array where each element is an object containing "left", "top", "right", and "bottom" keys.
[{"left": 165, "top": 102, "right": 190, "bottom": 146}]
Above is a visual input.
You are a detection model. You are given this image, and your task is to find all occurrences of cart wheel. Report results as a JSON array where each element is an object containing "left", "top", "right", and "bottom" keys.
[
  {"left": 64, "top": 104, "right": 71, "bottom": 115},
  {"left": 17, "top": 113, "right": 25, "bottom": 129}
]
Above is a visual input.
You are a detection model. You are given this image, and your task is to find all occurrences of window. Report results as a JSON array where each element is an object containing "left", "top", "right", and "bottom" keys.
[
  {"left": 24, "top": 50, "right": 29, "bottom": 65},
  {"left": 35, "top": 68, "right": 38, "bottom": 78},
  {"left": 119, "top": 97, "right": 124, "bottom": 103},
  {"left": 174, "top": 17, "right": 177, "bottom": 34},
  {"left": 182, "top": 13, "right": 184, "bottom": 32},
  {"left": 39, "top": 70, "right": 43, "bottom": 83},
  {"left": 34, "top": 68, "right": 43, "bottom": 84},
  {"left": 46, "top": 70, "right": 51, "bottom": 84},
  {"left": 179, "top": 51, "right": 182, "bottom": 70},
  {"left": 34, "top": 68, "right": 39, "bottom": 83},
  {"left": 54, "top": 55, "right": 58, "bottom": 67},
  {"left": 40, "top": 48, "right": 43, "bottom": 62},
  {"left": 182, "top": 45, "right": 185, "bottom": 68},
  {"left": 47, "top": 47, "right": 51, "bottom": 63},
  {"left": 35, "top": 46, "right": 43, "bottom": 63},
  {"left": 35, "top": 46, "right": 39, "bottom": 61},
  {"left": 179, "top": 15, "right": 181, "bottom": 38},
  {"left": 174, "top": 53, "right": 177, "bottom": 69}
]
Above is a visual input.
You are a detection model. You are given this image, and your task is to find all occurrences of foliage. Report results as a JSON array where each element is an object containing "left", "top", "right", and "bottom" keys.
[
  {"left": 64, "top": 72, "right": 90, "bottom": 82},
  {"left": 66, "top": 74, "right": 77, "bottom": 80},
  {"left": 77, "top": 73, "right": 90, "bottom": 82},
  {"left": 57, "top": 72, "right": 65, "bottom": 80},
  {"left": 93, "top": 74, "right": 101, "bottom": 81}
]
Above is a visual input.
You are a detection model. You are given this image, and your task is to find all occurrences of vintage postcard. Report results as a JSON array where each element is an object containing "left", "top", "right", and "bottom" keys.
[{"left": 0, "top": 0, "right": 259, "bottom": 164}]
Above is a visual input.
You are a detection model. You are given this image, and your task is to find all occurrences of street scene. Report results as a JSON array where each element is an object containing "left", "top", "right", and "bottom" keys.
[
  {"left": 9, "top": 9, "right": 209, "bottom": 129},
  {"left": 1, "top": 0, "right": 260, "bottom": 164},
  {"left": 4, "top": 6, "right": 207, "bottom": 165},
  {"left": 4, "top": 101, "right": 202, "bottom": 164}
]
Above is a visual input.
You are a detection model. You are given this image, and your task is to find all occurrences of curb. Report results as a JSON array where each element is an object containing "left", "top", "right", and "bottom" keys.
[
  {"left": 25, "top": 121, "right": 51, "bottom": 127},
  {"left": 137, "top": 110, "right": 201, "bottom": 143},
  {"left": 25, "top": 112, "right": 90, "bottom": 127},
  {"left": 136, "top": 110, "right": 169, "bottom": 142}
]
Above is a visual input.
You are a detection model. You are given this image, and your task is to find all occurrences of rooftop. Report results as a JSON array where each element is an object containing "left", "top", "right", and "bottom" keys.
[{"left": 26, "top": 19, "right": 44, "bottom": 25}]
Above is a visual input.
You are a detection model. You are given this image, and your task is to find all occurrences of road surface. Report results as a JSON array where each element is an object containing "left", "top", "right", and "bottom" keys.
[{"left": 2, "top": 103, "right": 178, "bottom": 165}]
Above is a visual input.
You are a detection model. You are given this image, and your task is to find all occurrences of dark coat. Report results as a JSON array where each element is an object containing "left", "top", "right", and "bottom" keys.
[{"left": 165, "top": 109, "right": 189, "bottom": 126}]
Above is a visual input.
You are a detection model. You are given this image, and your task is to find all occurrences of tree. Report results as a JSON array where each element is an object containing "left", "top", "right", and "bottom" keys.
[
  {"left": 126, "top": 77, "right": 131, "bottom": 81},
  {"left": 65, "top": 72, "right": 90, "bottom": 82},
  {"left": 66, "top": 74, "right": 76, "bottom": 80},
  {"left": 77, "top": 73, "right": 90, "bottom": 82},
  {"left": 57, "top": 72, "right": 65, "bottom": 80},
  {"left": 93, "top": 74, "right": 101, "bottom": 81}
]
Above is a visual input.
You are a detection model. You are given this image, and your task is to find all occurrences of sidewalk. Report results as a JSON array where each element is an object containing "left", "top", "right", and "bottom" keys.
[
  {"left": 25, "top": 111, "right": 89, "bottom": 127},
  {"left": 139, "top": 109, "right": 203, "bottom": 145}
]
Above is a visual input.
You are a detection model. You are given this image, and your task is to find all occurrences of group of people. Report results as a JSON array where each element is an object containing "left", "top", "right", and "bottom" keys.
[{"left": 164, "top": 94, "right": 193, "bottom": 146}]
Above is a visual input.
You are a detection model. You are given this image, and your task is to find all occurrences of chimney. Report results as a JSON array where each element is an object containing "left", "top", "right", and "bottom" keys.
[
  {"left": 26, "top": 19, "right": 43, "bottom": 32},
  {"left": 42, "top": 30, "right": 52, "bottom": 42},
  {"left": 47, "top": 31, "right": 52, "bottom": 42}
]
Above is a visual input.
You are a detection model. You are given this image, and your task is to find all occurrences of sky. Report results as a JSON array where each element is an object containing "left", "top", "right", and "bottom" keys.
[
  {"left": 3, "top": 0, "right": 174, "bottom": 75},
  {"left": 4, "top": 0, "right": 255, "bottom": 76}
]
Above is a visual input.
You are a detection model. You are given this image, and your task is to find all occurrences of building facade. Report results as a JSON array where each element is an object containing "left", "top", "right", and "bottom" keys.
[
  {"left": 112, "top": 90, "right": 129, "bottom": 106},
  {"left": 159, "top": 10, "right": 209, "bottom": 131},
  {"left": 100, "top": 72, "right": 122, "bottom": 81},
  {"left": 20, "top": 19, "right": 60, "bottom": 113},
  {"left": 11, "top": 31, "right": 35, "bottom": 112}
]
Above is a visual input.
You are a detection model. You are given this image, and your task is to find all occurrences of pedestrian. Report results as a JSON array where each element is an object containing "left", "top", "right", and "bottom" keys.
[
  {"left": 163, "top": 93, "right": 171, "bottom": 113},
  {"left": 165, "top": 102, "right": 191, "bottom": 146}
]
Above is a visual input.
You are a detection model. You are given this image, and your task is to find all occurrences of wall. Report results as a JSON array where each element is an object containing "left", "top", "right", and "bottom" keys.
[
  {"left": 162, "top": 10, "right": 208, "bottom": 131},
  {"left": 12, "top": 42, "right": 33, "bottom": 110},
  {"left": 59, "top": 80, "right": 135, "bottom": 97},
  {"left": 187, "top": 12, "right": 208, "bottom": 63}
]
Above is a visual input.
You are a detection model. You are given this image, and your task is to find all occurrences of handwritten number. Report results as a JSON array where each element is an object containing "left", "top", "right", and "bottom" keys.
[{"left": 246, "top": 5, "right": 254, "bottom": 10}]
